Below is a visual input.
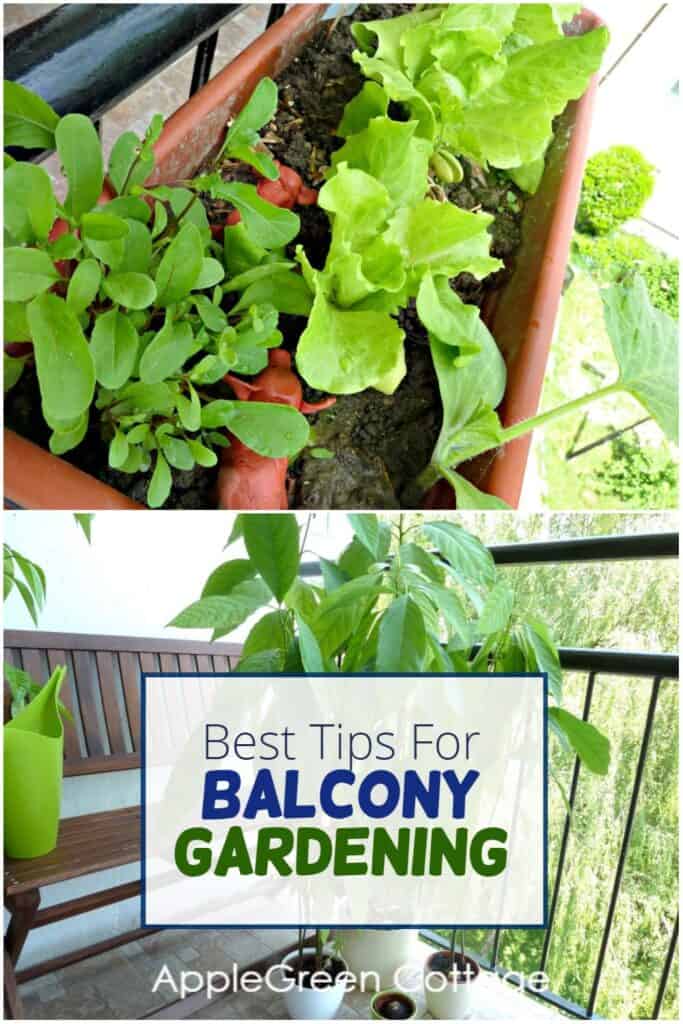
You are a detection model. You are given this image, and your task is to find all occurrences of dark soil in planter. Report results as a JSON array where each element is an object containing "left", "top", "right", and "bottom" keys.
[
  {"left": 428, "top": 950, "right": 480, "bottom": 983},
  {"left": 285, "top": 952, "right": 346, "bottom": 989},
  {"left": 4, "top": 4, "right": 525, "bottom": 508},
  {"left": 374, "top": 991, "right": 416, "bottom": 1019},
  {"left": 265, "top": 4, "right": 526, "bottom": 509}
]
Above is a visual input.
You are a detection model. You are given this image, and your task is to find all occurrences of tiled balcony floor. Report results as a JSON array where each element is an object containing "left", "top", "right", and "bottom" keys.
[{"left": 21, "top": 929, "right": 559, "bottom": 1020}]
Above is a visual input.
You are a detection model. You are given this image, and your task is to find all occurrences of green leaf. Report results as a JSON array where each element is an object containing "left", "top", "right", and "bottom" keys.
[
  {"left": 66, "top": 258, "right": 101, "bottom": 314},
  {"left": 81, "top": 211, "right": 130, "bottom": 240},
  {"left": 26, "top": 293, "right": 95, "bottom": 423},
  {"left": 103, "top": 271, "right": 157, "bottom": 309},
  {"left": 158, "top": 434, "right": 194, "bottom": 470},
  {"left": 4, "top": 162, "right": 56, "bottom": 243},
  {"left": 147, "top": 452, "right": 172, "bottom": 508},
  {"left": 4, "top": 247, "right": 61, "bottom": 301},
  {"left": 602, "top": 275, "right": 678, "bottom": 442},
  {"left": 399, "top": 542, "right": 443, "bottom": 582},
  {"left": 201, "top": 559, "right": 255, "bottom": 597},
  {"left": 296, "top": 281, "right": 405, "bottom": 395},
  {"left": 348, "top": 513, "right": 382, "bottom": 558},
  {"left": 242, "top": 513, "right": 300, "bottom": 603},
  {"left": 318, "top": 558, "right": 349, "bottom": 592},
  {"left": 200, "top": 401, "right": 309, "bottom": 458},
  {"left": 74, "top": 513, "right": 94, "bottom": 543},
  {"left": 337, "top": 81, "right": 389, "bottom": 138},
  {"left": 108, "top": 131, "right": 154, "bottom": 196},
  {"left": 519, "top": 620, "right": 562, "bottom": 702},
  {"left": 139, "top": 321, "right": 195, "bottom": 384},
  {"left": 109, "top": 430, "right": 130, "bottom": 468},
  {"left": 90, "top": 307, "right": 139, "bottom": 387},
  {"left": 330, "top": 117, "right": 432, "bottom": 210},
  {"left": 441, "top": 468, "right": 512, "bottom": 510},
  {"left": 169, "top": 578, "right": 272, "bottom": 634},
  {"left": 313, "top": 576, "right": 383, "bottom": 658},
  {"left": 211, "top": 181, "right": 300, "bottom": 248},
  {"left": 194, "top": 294, "right": 227, "bottom": 332},
  {"left": 155, "top": 222, "right": 203, "bottom": 305},
  {"left": 222, "top": 77, "right": 279, "bottom": 179},
  {"left": 376, "top": 595, "right": 426, "bottom": 672},
  {"left": 55, "top": 114, "right": 104, "bottom": 220},
  {"left": 296, "top": 613, "right": 327, "bottom": 673},
  {"left": 193, "top": 257, "right": 225, "bottom": 290},
  {"left": 4, "top": 302, "right": 30, "bottom": 342},
  {"left": 118, "top": 220, "right": 153, "bottom": 274},
  {"left": 549, "top": 708, "right": 610, "bottom": 775},
  {"left": 4, "top": 81, "right": 59, "bottom": 149},
  {"left": 49, "top": 412, "right": 88, "bottom": 454},
  {"left": 477, "top": 581, "right": 514, "bottom": 635},
  {"left": 48, "top": 233, "right": 82, "bottom": 260},
  {"left": 4, "top": 353, "right": 27, "bottom": 392},
  {"left": 423, "top": 521, "right": 496, "bottom": 585},
  {"left": 386, "top": 199, "right": 501, "bottom": 279},
  {"left": 177, "top": 385, "right": 201, "bottom": 433},
  {"left": 242, "top": 610, "right": 293, "bottom": 668}
]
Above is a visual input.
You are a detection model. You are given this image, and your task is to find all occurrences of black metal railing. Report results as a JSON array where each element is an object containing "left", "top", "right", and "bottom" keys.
[
  {"left": 3, "top": 3, "right": 285, "bottom": 161},
  {"left": 301, "top": 530, "right": 679, "bottom": 1018}
]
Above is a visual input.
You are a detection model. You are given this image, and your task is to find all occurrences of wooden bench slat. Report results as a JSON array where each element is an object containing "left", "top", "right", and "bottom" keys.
[
  {"left": 71, "top": 651, "right": 106, "bottom": 756},
  {"left": 118, "top": 651, "right": 141, "bottom": 751},
  {"left": 4, "top": 807, "right": 140, "bottom": 895},
  {"left": 95, "top": 652, "right": 128, "bottom": 755}
]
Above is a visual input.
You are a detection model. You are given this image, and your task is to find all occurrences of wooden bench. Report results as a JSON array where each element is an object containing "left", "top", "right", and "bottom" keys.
[{"left": 3, "top": 630, "right": 242, "bottom": 1019}]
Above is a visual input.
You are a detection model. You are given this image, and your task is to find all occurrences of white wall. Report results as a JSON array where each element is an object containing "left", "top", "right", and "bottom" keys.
[{"left": 4, "top": 510, "right": 352, "bottom": 967}]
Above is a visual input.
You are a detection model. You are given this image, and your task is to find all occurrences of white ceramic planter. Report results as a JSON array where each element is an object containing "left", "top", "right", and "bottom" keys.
[
  {"left": 423, "top": 951, "right": 479, "bottom": 1020},
  {"left": 339, "top": 929, "right": 416, "bottom": 992},
  {"left": 280, "top": 946, "right": 348, "bottom": 1020}
]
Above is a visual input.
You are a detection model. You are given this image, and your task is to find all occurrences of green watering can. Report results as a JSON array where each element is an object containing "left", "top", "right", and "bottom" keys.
[{"left": 4, "top": 666, "right": 66, "bottom": 859}]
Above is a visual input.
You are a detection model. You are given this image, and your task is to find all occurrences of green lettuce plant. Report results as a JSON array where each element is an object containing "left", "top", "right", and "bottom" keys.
[
  {"left": 171, "top": 512, "right": 610, "bottom": 781},
  {"left": 3, "top": 80, "right": 308, "bottom": 507}
]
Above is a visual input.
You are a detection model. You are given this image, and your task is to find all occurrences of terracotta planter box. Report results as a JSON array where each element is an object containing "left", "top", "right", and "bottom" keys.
[{"left": 4, "top": 4, "right": 601, "bottom": 511}]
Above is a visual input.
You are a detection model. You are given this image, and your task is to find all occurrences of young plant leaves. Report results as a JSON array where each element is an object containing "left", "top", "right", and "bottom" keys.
[
  {"left": 66, "top": 258, "right": 102, "bottom": 315},
  {"left": 155, "top": 221, "right": 203, "bottom": 305},
  {"left": 200, "top": 401, "right": 309, "bottom": 458},
  {"left": 90, "top": 309, "right": 139, "bottom": 389},
  {"left": 139, "top": 321, "right": 195, "bottom": 384},
  {"left": 376, "top": 594, "right": 426, "bottom": 672},
  {"left": 55, "top": 114, "right": 104, "bottom": 220},
  {"left": 4, "top": 162, "right": 56, "bottom": 243},
  {"left": 4, "top": 248, "right": 61, "bottom": 301}
]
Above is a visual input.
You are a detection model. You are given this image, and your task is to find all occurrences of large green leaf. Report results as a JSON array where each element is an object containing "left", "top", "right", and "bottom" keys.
[
  {"left": 296, "top": 613, "right": 327, "bottom": 673},
  {"left": 423, "top": 521, "right": 496, "bottom": 586},
  {"left": 241, "top": 610, "right": 293, "bottom": 669},
  {"left": 90, "top": 309, "right": 139, "bottom": 389},
  {"left": 4, "top": 81, "right": 59, "bottom": 149},
  {"left": 348, "top": 514, "right": 384, "bottom": 559},
  {"left": 549, "top": 707, "right": 610, "bottom": 775},
  {"left": 26, "top": 293, "right": 95, "bottom": 424},
  {"left": 386, "top": 199, "right": 502, "bottom": 279},
  {"left": 139, "top": 321, "right": 195, "bottom": 384},
  {"left": 4, "top": 162, "right": 56, "bottom": 243},
  {"left": 296, "top": 282, "right": 406, "bottom": 395},
  {"left": 477, "top": 581, "right": 514, "bottom": 636},
  {"left": 330, "top": 116, "right": 432, "bottom": 210},
  {"left": 201, "top": 559, "right": 255, "bottom": 598},
  {"left": 55, "top": 114, "right": 104, "bottom": 220},
  {"left": 200, "top": 401, "right": 309, "bottom": 458},
  {"left": 242, "top": 513, "right": 300, "bottom": 603},
  {"left": 155, "top": 222, "right": 203, "bottom": 305},
  {"left": 4, "top": 248, "right": 61, "bottom": 301},
  {"left": 66, "top": 259, "right": 101, "bottom": 315},
  {"left": 376, "top": 594, "right": 426, "bottom": 672},
  {"left": 169, "top": 578, "right": 272, "bottom": 636},
  {"left": 602, "top": 275, "right": 678, "bottom": 442},
  {"left": 519, "top": 620, "right": 562, "bottom": 703},
  {"left": 103, "top": 271, "right": 157, "bottom": 309}
]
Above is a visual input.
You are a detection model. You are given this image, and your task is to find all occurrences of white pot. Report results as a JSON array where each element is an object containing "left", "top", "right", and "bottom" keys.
[
  {"left": 423, "top": 951, "right": 479, "bottom": 1020},
  {"left": 280, "top": 946, "right": 348, "bottom": 1020},
  {"left": 339, "top": 929, "right": 415, "bottom": 992}
]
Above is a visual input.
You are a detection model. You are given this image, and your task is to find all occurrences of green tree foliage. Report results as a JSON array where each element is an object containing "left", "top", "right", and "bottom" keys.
[{"left": 577, "top": 145, "right": 656, "bottom": 236}]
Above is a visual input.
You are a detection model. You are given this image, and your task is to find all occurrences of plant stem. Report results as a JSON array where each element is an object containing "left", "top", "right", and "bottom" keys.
[{"left": 498, "top": 383, "right": 621, "bottom": 445}]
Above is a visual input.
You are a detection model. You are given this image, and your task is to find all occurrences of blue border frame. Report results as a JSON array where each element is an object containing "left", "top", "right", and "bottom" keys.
[{"left": 140, "top": 671, "right": 548, "bottom": 931}]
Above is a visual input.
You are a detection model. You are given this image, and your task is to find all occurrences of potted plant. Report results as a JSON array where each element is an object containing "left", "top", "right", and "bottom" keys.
[
  {"left": 340, "top": 929, "right": 416, "bottom": 994},
  {"left": 371, "top": 989, "right": 418, "bottom": 1020},
  {"left": 5, "top": 5, "right": 632, "bottom": 511},
  {"left": 279, "top": 928, "right": 348, "bottom": 1020},
  {"left": 423, "top": 931, "right": 479, "bottom": 1020},
  {"left": 172, "top": 511, "right": 611, "bottom": 794}
]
